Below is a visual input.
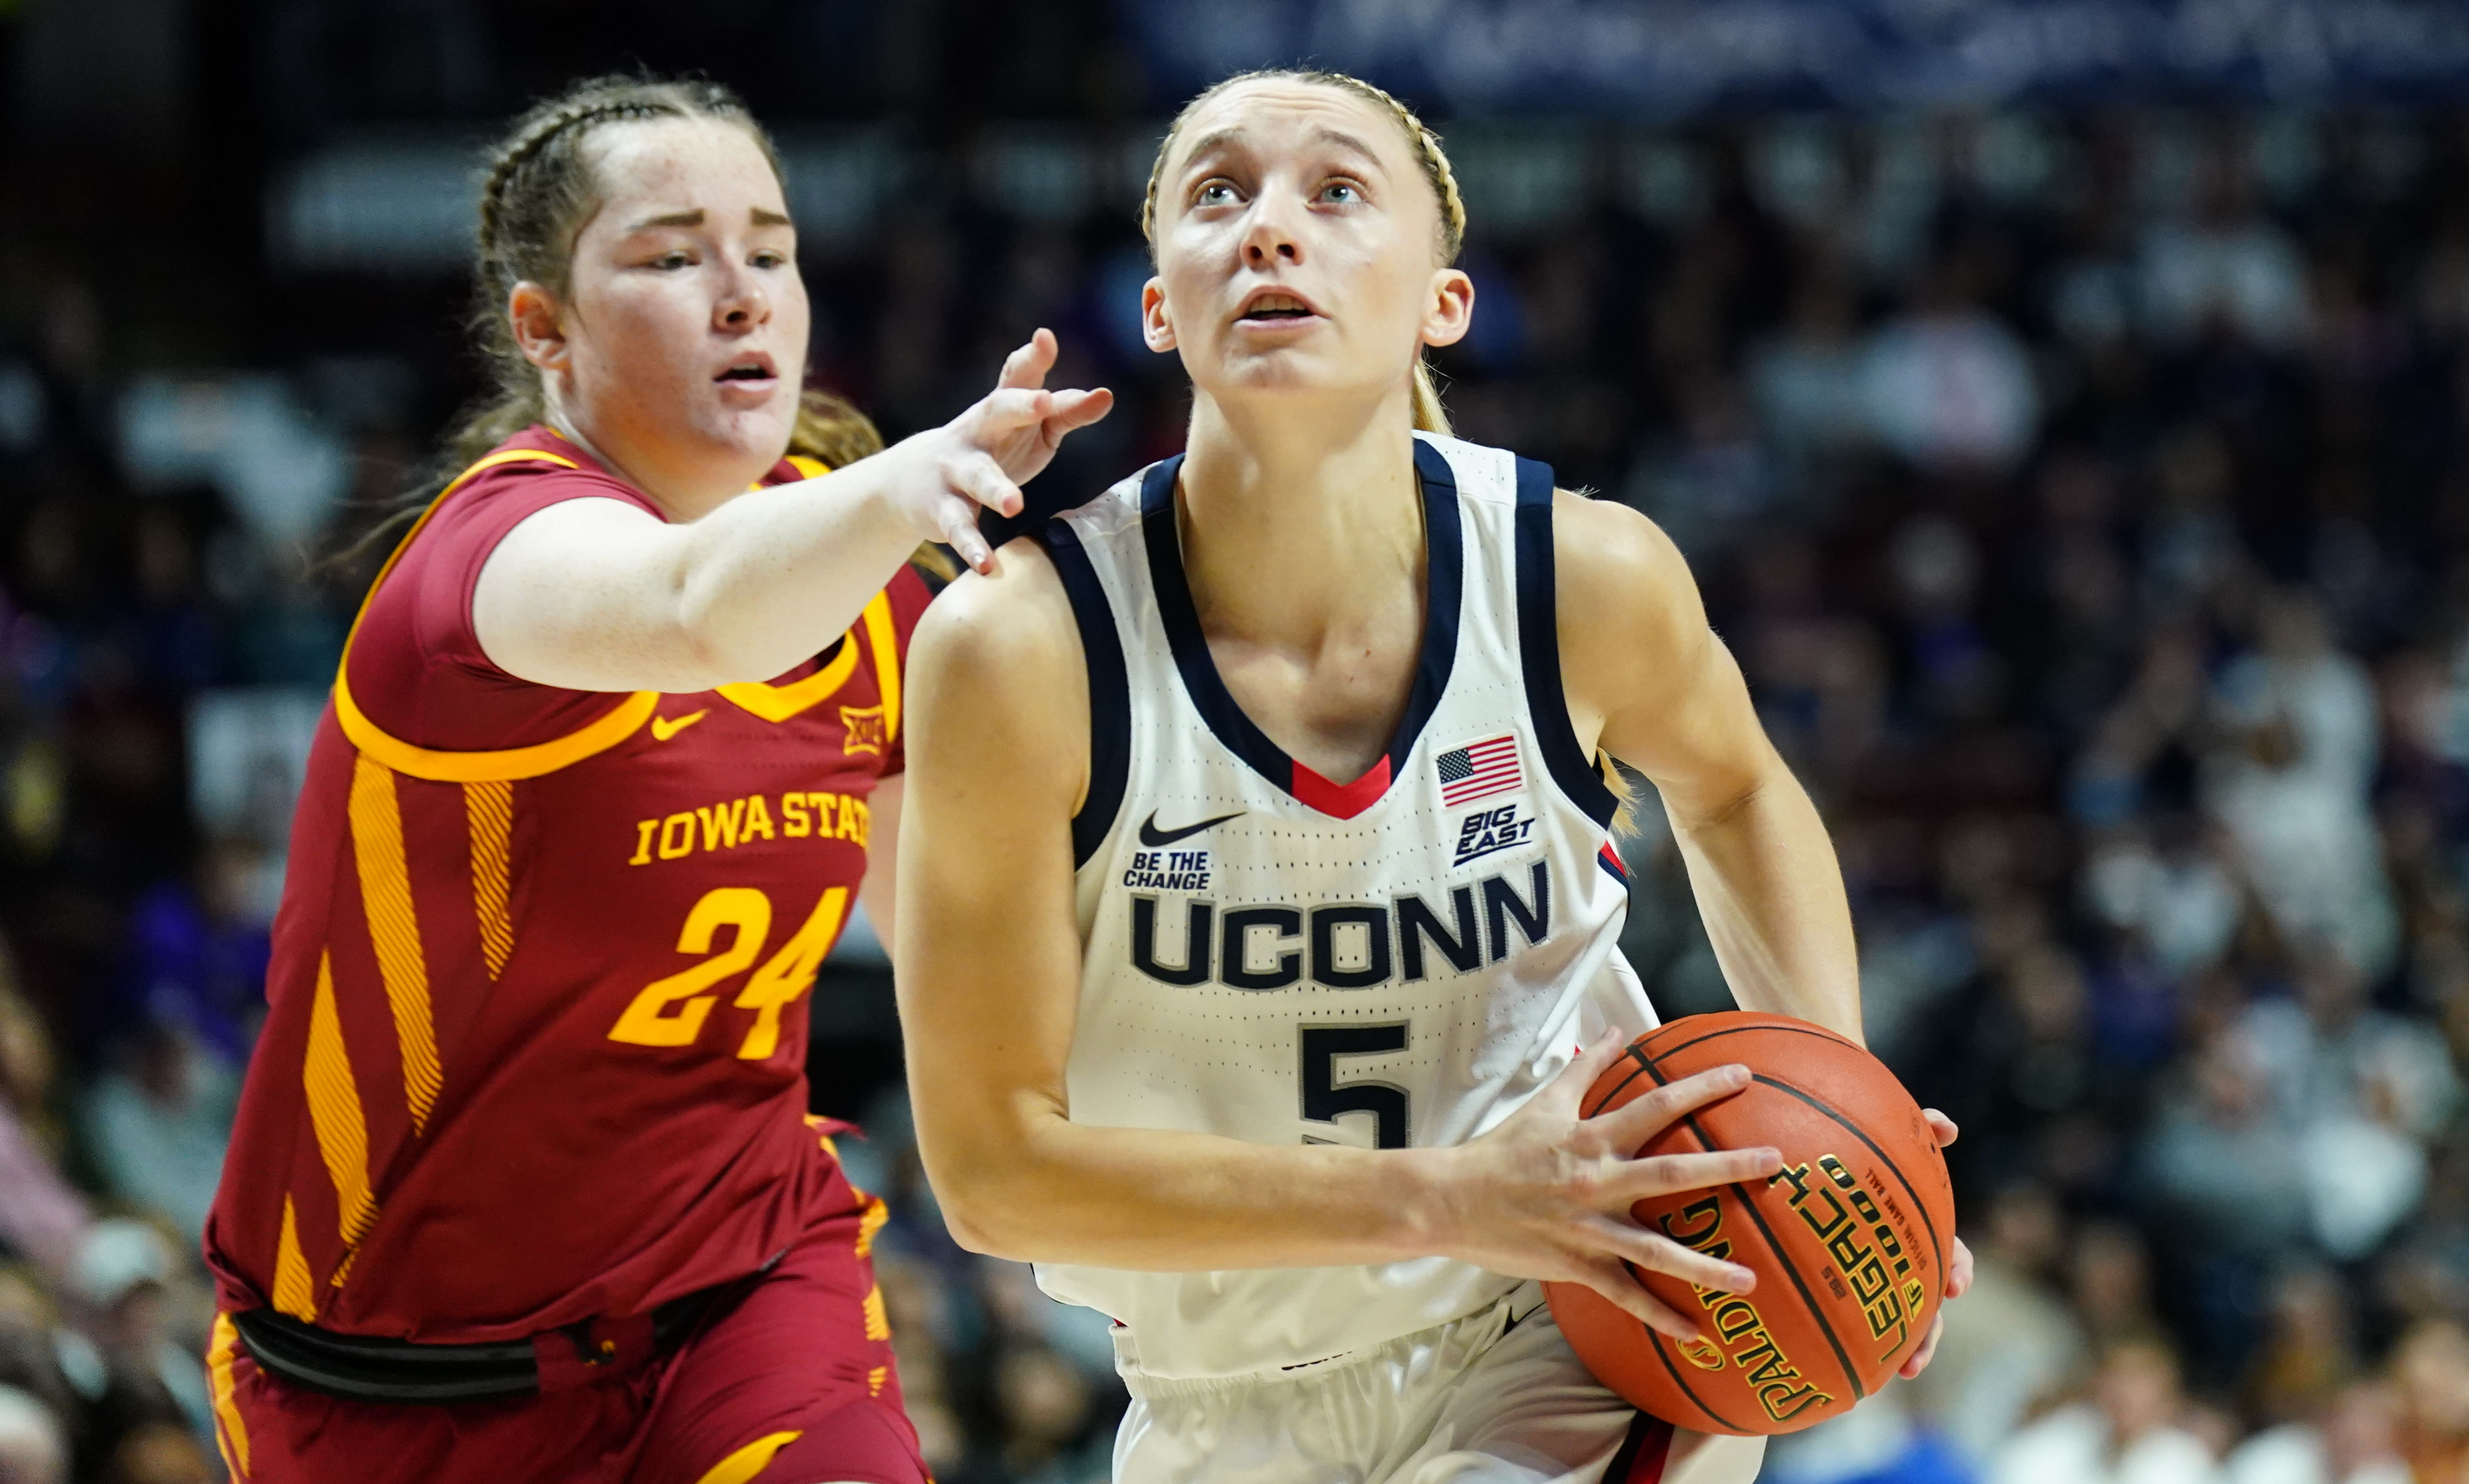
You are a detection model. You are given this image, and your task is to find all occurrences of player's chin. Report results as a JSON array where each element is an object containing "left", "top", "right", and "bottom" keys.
[
  {"left": 692, "top": 400, "right": 796, "bottom": 464},
  {"left": 1200, "top": 348, "right": 1356, "bottom": 400}
]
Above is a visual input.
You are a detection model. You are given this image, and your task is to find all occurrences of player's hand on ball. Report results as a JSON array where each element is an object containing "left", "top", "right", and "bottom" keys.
[
  {"left": 1897, "top": 1109, "right": 1973, "bottom": 1379},
  {"left": 1434, "top": 1027, "right": 1782, "bottom": 1344},
  {"left": 889, "top": 327, "right": 1115, "bottom": 573}
]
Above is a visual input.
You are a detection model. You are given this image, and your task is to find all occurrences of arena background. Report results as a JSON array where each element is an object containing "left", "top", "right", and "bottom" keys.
[{"left": 7, "top": 1, "right": 2469, "bottom": 1480}]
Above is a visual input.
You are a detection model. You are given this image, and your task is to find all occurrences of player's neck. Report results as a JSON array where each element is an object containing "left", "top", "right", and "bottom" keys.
[
  {"left": 1176, "top": 388, "right": 1425, "bottom": 652},
  {"left": 544, "top": 399, "right": 747, "bottom": 523}
]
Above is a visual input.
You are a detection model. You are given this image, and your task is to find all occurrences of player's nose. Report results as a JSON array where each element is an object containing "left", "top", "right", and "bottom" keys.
[
  {"left": 712, "top": 258, "right": 772, "bottom": 330},
  {"left": 1240, "top": 191, "right": 1305, "bottom": 268}
]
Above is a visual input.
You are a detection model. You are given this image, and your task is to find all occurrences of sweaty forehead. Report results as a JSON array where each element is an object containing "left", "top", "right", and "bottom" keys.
[{"left": 1171, "top": 80, "right": 1411, "bottom": 174}]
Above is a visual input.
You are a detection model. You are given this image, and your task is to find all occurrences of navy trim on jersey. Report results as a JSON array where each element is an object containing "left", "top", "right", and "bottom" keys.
[
  {"left": 1139, "top": 446, "right": 1465, "bottom": 816},
  {"left": 1039, "top": 517, "right": 1132, "bottom": 866},
  {"left": 1512, "top": 457, "right": 1621, "bottom": 828}
]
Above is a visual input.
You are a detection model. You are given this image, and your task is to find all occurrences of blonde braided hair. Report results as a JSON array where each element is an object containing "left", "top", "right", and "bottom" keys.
[{"left": 1140, "top": 69, "right": 1467, "bottom": 435}]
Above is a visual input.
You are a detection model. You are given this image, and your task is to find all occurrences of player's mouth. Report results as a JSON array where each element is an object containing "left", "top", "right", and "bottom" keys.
[
  {"left": 1233, "top": 288, "right": 1325, "bottom": 329},
  {"left": 713, "top": 353, "right": 780, "bottom": 396}
]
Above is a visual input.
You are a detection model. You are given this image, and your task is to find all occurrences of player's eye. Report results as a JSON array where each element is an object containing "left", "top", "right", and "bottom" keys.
[
  {"left": 652, "top": 251, "right": 692, "bottom": 270},
  {"left": 751, "top": 251, "right": 786, "bottom": 270},
  {"left": 1318, "top": 180, "right": 1363, "bottom": 205},
  {"left": 1196, "top": 180, "right": 1242, "bottom": 207}
]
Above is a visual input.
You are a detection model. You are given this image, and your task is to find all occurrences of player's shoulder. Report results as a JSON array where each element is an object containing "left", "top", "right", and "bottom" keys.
[
  {"left": 1548, "top": 490, "right": 1708, "bottom": 708},
  {"left": 909, "top": 530, "right": 1081, "bottom": 689},
  {"left": 1550, "top": 489, "right": 1695, "bottom": 620}
]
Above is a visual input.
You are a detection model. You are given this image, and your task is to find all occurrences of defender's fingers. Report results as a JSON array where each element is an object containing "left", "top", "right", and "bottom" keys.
[
  {"left": 942, "top": 454, "right": 1024, "bottom": 517},
  {"left": 931, "top": 494, "right": 994, "bottom": 574},
  {"left": 1590, "top": 1065, "right": 1751, "bottom": 1150},
  {"left": 967, "top": 386, "right": 1058, "bottom": 435},
  {"left": 1578, "top": 1258, "right": 1703, "bottom": 1342},
  {"left": 995, "top": 327, "right": 1059, "bottom": 390},
  {"left": 1922, "top": 1108, "right": 1959, "bottom": 1148},
  {"left": 1593, "top": 1219, "right": 1756, "bottom": 1298},
  {"left": 1040, "top": 386, "right": 1115, "bottom": 439},
  {"left": 1945, "top": 1236, "right": 1974, "bottom": 1299},
  {"left": 1597, "top": 1147, "right": 1781, "bottom": 1209}
]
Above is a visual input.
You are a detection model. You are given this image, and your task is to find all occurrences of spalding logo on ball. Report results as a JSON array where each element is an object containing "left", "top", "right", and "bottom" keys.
[{"left": 1544, "top": 1012, "right": 1956, "bottom": 1436}]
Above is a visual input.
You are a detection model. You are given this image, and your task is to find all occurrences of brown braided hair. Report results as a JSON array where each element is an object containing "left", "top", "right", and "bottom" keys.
[
  {"left": 1140, "top": 69, "right": 1467, "bottom": 435},
  {"left": 364, "top": 74, "right": 884, "bottom": 550}
]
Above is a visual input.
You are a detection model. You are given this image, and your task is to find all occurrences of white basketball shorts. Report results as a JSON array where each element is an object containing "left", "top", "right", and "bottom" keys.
[{"left": 1108, "top": 1281, "right": 1769, "bottom": 1484}]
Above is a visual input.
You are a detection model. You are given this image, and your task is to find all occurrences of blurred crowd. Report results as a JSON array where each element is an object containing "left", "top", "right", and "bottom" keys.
[{"left": 12, "top": 24, "right": 2469, "bottom": 1475}]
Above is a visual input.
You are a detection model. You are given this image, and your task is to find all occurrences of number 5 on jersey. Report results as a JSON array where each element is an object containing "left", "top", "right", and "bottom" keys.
[
  {"left": 1301, "top": 1023, "right": 1411, "bottom": 1149},
  {"left": 607, "top": 885, "right": 848, "bottom": 1058}
]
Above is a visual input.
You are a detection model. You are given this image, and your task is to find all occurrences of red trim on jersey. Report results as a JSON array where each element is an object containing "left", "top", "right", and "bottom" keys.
[
  {"left": 1289, "top": 754, "right": 1392, "bottom": 819},
  {"left": 1602, "top": 1414, "right": 1674, "bottom": 1483}
]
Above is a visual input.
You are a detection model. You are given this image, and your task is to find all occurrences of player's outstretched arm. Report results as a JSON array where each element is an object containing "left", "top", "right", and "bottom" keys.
[
  {"left": 894, "top": 542, "right": 1782, "bottom": 1341},
  {"left": 472, "top": 330, "right": 1113, "bottom": 694},
  {"left": 1555, "top": 494, "right": 1862, "bottom": 1042}
]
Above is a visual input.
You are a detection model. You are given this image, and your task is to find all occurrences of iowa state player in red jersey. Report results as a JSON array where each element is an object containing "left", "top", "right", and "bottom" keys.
[{"left": 199, "top": 76, "right": 1110, "bottom": 1484}]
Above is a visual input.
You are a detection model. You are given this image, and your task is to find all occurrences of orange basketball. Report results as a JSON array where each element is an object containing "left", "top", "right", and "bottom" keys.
[{"left": 1543, "top": 1012, "right": 1956, "bottom": 1436}]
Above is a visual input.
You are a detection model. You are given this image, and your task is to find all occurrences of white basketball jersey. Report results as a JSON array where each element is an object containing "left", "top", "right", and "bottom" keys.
[{"left": 1032, "top": 433, "right": 1660, "bottom": 1382}]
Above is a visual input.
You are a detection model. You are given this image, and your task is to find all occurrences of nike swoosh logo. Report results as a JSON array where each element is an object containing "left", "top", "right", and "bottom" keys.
[
  {"left": 650, "top": 710, "right": 708, "bottom": 742},
  {"left": 1138, "top": 810, "right": 1244, "bottom": 848}
]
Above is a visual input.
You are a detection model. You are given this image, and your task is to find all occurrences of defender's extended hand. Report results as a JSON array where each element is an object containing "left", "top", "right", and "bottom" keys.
[{"left": 897, "top": 328, "right": 1113, "bottom": 573}]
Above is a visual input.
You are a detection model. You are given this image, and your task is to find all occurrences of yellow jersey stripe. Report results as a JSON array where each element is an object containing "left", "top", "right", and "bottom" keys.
[
  {"left": 348, "top": 756, "right": 442, "bottom": 1132},
  {"left": 862, "top": 1283, "right": 890, "bottom": 1341},
  {"left": 691, "top": 1430, "right": 804, "bottom": 1484},
  {"left": 464, "top": 780, "right": 516, "bottom": 979},
  {"left": 855, "top": 1195, "right": 888, "bottom": 1258},
  {"left": 273, "top": 1198, "right": 317, "bottom": 1321},
  {"left": 862, "top": 587, "right": 902, "bottom": 745},
  {"left": 336, "top": 682, "right": 659, "bottom": 783},
  {"left": 714, "top": 600, "right": 875, "bottom": 722},
  {"left": 304, "top": 951, "right": 378, "bottom": 1245},
  {"left": 208, "top": 1313, "right": 252, "bottom": 1477}
]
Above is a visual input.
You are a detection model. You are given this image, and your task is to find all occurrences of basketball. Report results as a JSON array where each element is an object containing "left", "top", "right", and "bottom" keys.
[{"left": 1544, "top": 1012, "right": 1956, "bottom": 1437}]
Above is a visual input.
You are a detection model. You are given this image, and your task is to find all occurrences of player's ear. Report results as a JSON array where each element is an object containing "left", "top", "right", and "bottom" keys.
[
  {"left": 508, "top": 281, "right": 571, "bottom": 372},
  {"left": 1142, "top": 277, "right": 1177, "bottom": 353},
  {"left": 1421, "top": 267, "right": 1473, "bottom": 350}
]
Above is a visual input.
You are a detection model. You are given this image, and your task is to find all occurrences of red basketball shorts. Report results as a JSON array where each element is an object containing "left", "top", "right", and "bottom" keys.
[{"left": 205, "top": 1148, "right": 924, "bottom": 1484}]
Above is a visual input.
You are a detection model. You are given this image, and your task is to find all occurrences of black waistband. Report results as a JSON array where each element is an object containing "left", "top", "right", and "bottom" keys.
[{"left": 230, "top": 1258, "right": 773, "bottom": 1406}]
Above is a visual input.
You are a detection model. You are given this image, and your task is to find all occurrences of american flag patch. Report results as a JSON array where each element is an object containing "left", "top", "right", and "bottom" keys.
[{"left": 1436, "top": 734, "right": 1523, "bottom": 806}]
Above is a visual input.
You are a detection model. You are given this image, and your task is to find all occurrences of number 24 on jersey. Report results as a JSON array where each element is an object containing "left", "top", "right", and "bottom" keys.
[{"left": 606, "top": 885, "right": 847, "bottom": 1059}]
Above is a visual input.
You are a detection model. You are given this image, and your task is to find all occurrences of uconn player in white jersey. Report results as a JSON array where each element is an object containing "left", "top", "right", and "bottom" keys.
[{"left": 896, "top": 70, "right": 1971, "bottom": 1484}]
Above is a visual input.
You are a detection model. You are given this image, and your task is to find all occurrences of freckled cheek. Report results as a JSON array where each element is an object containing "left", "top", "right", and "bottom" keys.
[{"left": 591, "top": 291, "right": 707, "bottom": 391}]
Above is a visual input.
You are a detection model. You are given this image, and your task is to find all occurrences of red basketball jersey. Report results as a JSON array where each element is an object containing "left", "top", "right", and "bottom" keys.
[{"left": 203, "top": 428, "right": 930, "bottom": 1341}]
